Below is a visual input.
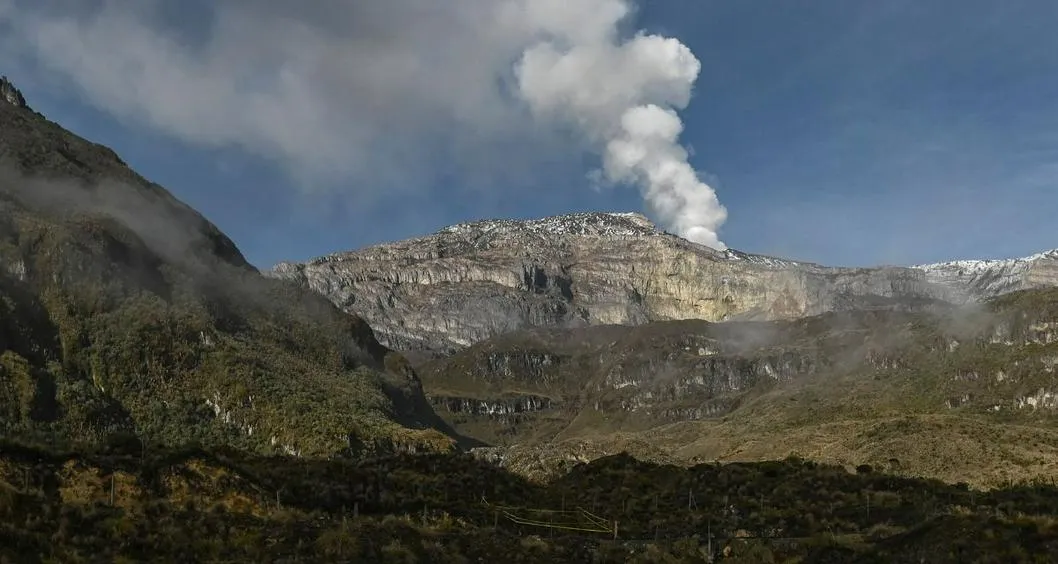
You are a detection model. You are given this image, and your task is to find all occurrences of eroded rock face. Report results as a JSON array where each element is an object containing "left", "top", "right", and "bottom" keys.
[
  {"left": 914, "top": 250, "right": 1058, "bottom": 302},
  {"left": 270, "top": 212, "right": 1057, "bottom": 355},
  {"left": 412, "top": 317, "right": 842, "bottom": 446},
  {"left": 421, "top": 292, "right": 1058, "bottom": 459},
  {"left": 1, "top": 76, "right": 28, "bottom": 110}
]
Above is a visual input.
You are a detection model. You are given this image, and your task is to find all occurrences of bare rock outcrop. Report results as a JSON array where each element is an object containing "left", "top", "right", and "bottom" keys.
[
  {"left": 270, "top": 212, "right": 1057, "bottom": 354},
  {"left": 1, "top": 76, "right": 29, "bottom": 109}
]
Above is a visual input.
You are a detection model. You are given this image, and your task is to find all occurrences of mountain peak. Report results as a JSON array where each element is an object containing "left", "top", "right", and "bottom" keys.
[
  {"left": 439, "top": 211, "right": 658, "bottom": 239},
  {"left": 0, "top": 75, "right": 29, "bottom": 110},
  {"left": 913, "top": 248, "right": 1058, "bottom": 273}
]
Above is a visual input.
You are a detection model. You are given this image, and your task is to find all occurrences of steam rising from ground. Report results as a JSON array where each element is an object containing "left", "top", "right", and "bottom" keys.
[{"left": 1, "top": 0, "right": 727, "bottom": 248}]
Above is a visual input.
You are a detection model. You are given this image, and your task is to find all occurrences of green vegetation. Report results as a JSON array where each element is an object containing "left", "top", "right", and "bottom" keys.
[
  {"left": 421, "top": 289, "right": 1058, "bottom": 486},
  {"left": 0, "top": 196, "right": 453, "bottom": 456},
  {"left": 0, "top": 98, "right": 456, "bottom": 458},
  {"left": 3, "top": 442, "right": 1058, "bottom": 562},
  {"left": 6, "top": 77, "right": 1058, "bottom": 561}
]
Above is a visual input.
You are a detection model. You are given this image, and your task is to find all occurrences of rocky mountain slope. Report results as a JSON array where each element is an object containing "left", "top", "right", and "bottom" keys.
[
  {"left": 915, "top": 250, "right": 1058, "bottom": 301},
  {"left": 0, "top": 77, "right": 454, "bottom": 456},
  {"left": 268, "top": 205, "right": 1058, "bottom": 485},
  {"left": 270, "top": 212, "right": 1057, "bottom": 355},
  {"left": 422, "top": 287, "right": 1058, "bottom": 487}
]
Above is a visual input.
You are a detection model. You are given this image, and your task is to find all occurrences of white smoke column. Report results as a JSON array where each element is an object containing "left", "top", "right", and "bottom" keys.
[{"left": 510, "top": 0, "right": 728, "bottom": 249}]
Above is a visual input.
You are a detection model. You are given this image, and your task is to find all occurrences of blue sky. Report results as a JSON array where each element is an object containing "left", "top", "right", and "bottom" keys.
[{"left": 2, "top": 0, "right": 1057, "bottom": 268}]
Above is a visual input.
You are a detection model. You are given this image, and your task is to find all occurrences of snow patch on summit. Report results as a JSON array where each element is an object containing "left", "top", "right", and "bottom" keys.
[
  {"left": 912, "top": 249, "right": 1058, "bottom": 302},
  {"left": 913, "top": 249, "right": 1058, "bottom": 274},
  {"left": 435, "top": 212, "right": 806, "bottom": 267},
  {"left": 439, "top": 212, "right": 659, "bottom": 239},
  {"left": 721, "top": 248, "right": 804, "bottom": 268}
]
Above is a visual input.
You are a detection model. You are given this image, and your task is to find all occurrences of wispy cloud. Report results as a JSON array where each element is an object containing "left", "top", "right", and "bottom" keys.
[
  {"left": 6, "top": 1, "right": 533, "bottom": 187},
  {"left": 0, "top": 0, "right": 729, "bottom": 248}
]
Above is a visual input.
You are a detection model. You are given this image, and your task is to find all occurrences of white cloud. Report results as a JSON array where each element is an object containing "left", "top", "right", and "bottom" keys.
[{"left": 1, "top": 0, "right": 728, "bottom": 248}]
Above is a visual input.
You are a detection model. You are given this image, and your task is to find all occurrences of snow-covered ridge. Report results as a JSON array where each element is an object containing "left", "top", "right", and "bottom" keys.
[
  {"left": 912, "top": 249, "right": 1058, "bottom": 274},
  {"left": 307, "top": 211, "right": 815, "bottom": 268},
  {"left": 721, "top": 248, "right": 804, "bottom": 268},
  {"left": 296, "top": 208, "right": 1051, "bottom": 281},
  {"left": 910, "top": 249, "right": 1058, "bottom": 302},
  {"left": 437, "top": 212, "right": 806, "bottom": 267},
  {"left": 439, "top": 211, "right": 658, "bottom": 239}
]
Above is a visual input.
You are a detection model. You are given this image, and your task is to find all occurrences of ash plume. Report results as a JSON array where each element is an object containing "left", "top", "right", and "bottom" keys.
[{"left": 513, "top": 0, "right": 728, "bottom": 249}]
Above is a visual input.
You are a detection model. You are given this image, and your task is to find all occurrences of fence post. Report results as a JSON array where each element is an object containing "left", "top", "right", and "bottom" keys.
[{"left": 707, "top": 519, "right": 712, "bottom": 562}]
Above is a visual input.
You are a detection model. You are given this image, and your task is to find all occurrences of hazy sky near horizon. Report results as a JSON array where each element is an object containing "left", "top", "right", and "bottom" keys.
[{"left": 1, "top": 0, "right": 1056, "bottom": 268}]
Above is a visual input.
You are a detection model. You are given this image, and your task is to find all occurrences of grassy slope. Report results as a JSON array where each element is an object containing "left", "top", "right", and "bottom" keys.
[{"left": 0, "top": 87, "right": 454, "bottom": 456}]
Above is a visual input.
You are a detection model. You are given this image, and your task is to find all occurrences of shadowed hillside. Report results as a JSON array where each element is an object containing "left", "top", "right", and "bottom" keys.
[
  {"left": 3, "top": 441, "right": 1058, "bottom": 562},
  {"left": 0, "top": 77, "right": 458, "bottom": 457}
]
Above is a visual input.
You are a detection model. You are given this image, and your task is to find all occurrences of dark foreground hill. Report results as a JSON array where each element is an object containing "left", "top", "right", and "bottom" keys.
[
  {"left": 0, "top": 77, "right": 455, "bottom": 456},
  {"left": 3, "top": 441, "right": 1058, "bottom": 562}
]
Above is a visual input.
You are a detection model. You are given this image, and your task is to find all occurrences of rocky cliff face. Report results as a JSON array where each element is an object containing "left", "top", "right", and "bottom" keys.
[
  {"left": 270, "top": 212, "right": 1057, "bottom": 355},
  {"left": 0, "top": 76, "right": 28, "bottom": 109},
  {"left": 914, "top": 250, "right": 1058, "bottom": 302},
  {"left": 427, "top": 288, "right": 1058, "bottom": 487},
  {"left": 416, "top": 319, "right": 833, "bottom": 446}
]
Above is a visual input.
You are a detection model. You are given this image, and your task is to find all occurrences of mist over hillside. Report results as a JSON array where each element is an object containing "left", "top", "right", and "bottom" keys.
[
  {"left": 0, "top": 75, "right": 459, "bottom": 459},
  {"left": 2, "top": 0, "right": 1058, "bottom": 558}
]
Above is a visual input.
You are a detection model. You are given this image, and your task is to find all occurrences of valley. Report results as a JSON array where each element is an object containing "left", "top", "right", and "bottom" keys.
[
  {"left": 415, "top": 289, "right": 1058, "bottom": 487},
  {"left": 272, "top": 204, "right": 1058, "bottom": 488},
  {"left": 1, "top": 72, "right": 1058, "bottom": 561}
]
